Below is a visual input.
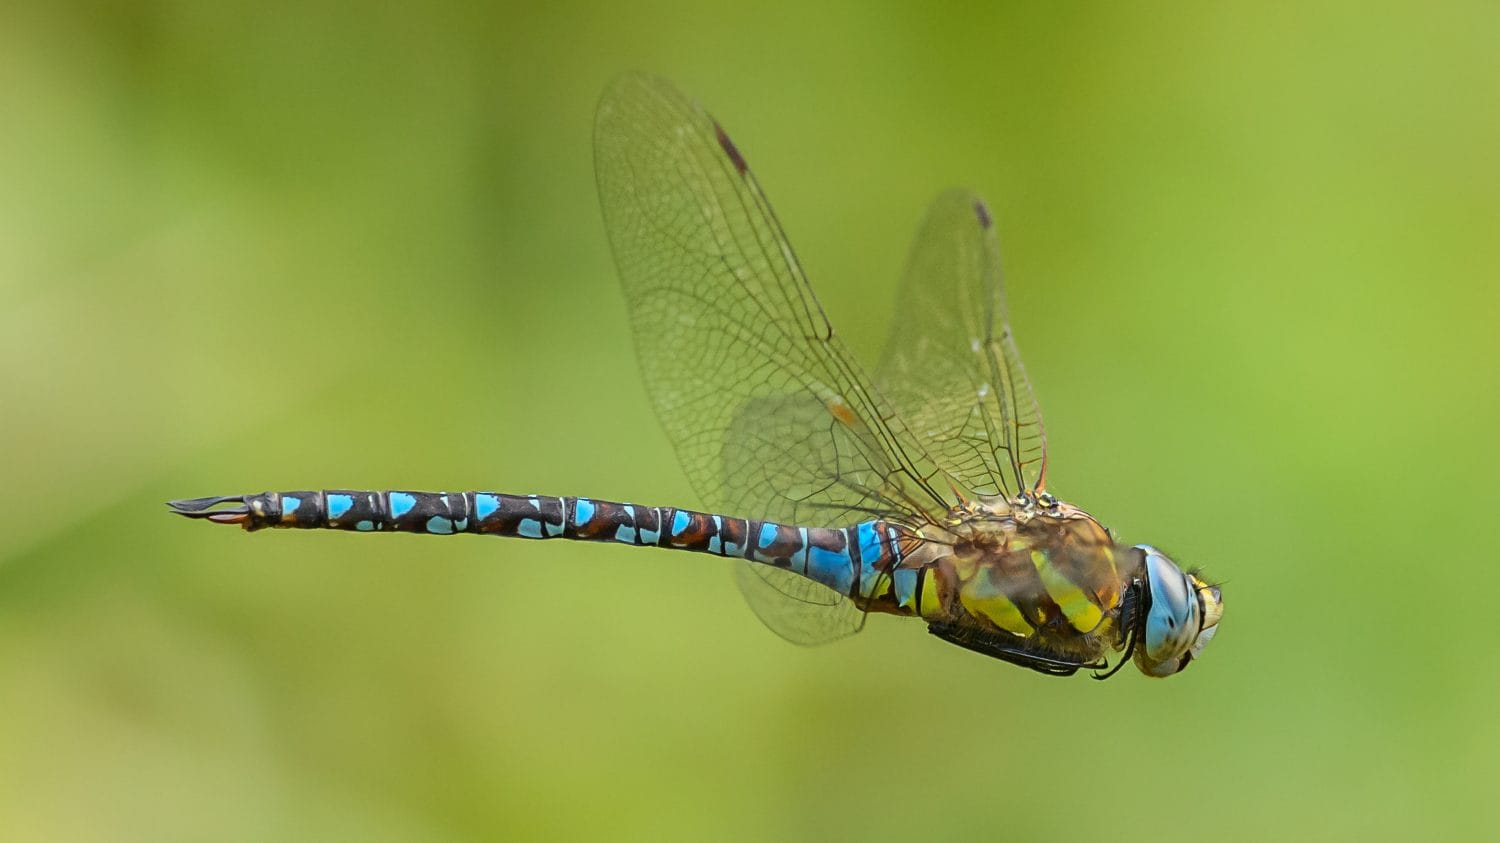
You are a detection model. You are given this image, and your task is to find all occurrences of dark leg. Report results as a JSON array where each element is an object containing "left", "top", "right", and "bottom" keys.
[{"left": 927, "top": 621, "right": 1106, "bottom": 677}]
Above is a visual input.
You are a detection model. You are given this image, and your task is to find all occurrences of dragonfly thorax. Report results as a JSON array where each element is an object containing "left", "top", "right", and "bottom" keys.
[{"left": 909, "top": 499, "right": 1126, "bottom": 665}]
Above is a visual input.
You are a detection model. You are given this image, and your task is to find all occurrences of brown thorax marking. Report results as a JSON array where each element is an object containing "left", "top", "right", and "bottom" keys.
[
  {"left": 940, "top": 493, "right": 1091, "bottom": 539},
  {"left": 902, "top": 493, "right": 1117, "bottom": 620}
]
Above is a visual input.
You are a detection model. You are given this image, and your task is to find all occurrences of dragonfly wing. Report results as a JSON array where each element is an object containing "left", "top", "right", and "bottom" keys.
[
  {"left": 595, "top": 74, "right": 949, "bottom": 528},
  {"left": 719, "top": 392, "right": 904, "bottom": 526},
  {"left": 733, "top": 564, "right": 868, "bottom": 646},
  {"left": 720, "top": 393, "right": 899, "bottom": 643},
  {"left": 595, "top": 75, "right": 948, "bottom": 645},
  {"left": 874, "top": 189, "right": 1048, "bottom": 499}
]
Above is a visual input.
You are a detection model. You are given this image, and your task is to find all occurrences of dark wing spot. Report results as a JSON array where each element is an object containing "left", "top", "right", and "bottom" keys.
[
  {"left": 714, "top": 121, "right": 749, "bottom": 174},
  {"left": 974, "top": 200, "right": 993, "bottom": 229}
]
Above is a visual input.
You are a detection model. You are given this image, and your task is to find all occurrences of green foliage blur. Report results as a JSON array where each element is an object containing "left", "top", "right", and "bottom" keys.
[{"left": 2, "top": 1, "right": 1496, "bottom": 839}]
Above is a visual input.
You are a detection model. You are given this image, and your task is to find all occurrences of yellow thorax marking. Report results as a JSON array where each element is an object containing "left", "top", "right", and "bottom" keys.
[
  {"left": 959, "top": 572, "right": 1033, "bottom": 637},
  {"left": 1031, "top": 549, "right": 1104, "bottom": 633}
]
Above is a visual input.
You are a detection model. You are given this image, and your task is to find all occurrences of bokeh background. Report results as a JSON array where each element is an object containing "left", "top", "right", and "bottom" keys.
[{"left": 3, "top": 2, "right": 1497, "bottom": 840}]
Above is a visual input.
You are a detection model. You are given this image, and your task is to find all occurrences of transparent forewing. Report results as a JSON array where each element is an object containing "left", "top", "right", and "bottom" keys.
[
  {"left": 594, "top": 74, "right": 950, "bottom": 529},
  {"left": 721, "top": 393, "right": 906, "bottom": 526},
  {"left": 874, "top": 189, "right": 1047, "bottom": 499}
]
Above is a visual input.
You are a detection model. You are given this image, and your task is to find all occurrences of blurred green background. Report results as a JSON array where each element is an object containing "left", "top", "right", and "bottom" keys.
[{"left": 2, "top": 1, "right": 1497, "bottom": 840}]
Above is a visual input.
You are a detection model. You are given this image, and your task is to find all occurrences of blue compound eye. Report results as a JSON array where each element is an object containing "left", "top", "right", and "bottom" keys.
[{"left": 1136, "top": 545, "right": 1201, "bottom": 676}]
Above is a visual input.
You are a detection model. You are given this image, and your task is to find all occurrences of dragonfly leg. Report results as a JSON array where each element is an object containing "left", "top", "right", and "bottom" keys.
[
  {"left": 1090, "top": 578, "right": 1146, "bottom": 680},
  {"left": 927, "top": 621, "right": 1104, "bottom": 677}
]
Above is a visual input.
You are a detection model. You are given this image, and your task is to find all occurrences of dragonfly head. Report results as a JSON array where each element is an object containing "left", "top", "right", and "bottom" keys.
[{"left": 1131, "top": 545, "right": 1222, "bottom": 677}]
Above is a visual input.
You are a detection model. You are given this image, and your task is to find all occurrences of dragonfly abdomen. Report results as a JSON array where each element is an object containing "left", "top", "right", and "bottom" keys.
[{"left": 169, "top": 490, "right": 907, "bottom": 600}]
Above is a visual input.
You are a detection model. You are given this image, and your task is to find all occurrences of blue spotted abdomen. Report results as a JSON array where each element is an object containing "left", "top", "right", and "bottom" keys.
[{"left": 229, "top": 490, "right": 908, "bottom": 602}]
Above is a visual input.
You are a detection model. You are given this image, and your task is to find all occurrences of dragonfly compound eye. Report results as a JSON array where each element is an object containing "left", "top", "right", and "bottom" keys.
[{"left": 1134, "top": 545, "right": 1216, "bottom": 677}]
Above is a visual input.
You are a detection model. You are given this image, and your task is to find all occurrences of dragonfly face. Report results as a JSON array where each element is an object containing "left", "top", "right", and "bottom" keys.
[{"left": 1134, "top": 545, "right": 1223, "bottom": 677}]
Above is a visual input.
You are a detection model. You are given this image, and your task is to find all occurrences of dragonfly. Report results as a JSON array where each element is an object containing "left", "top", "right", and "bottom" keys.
[{"left": 170, "top": 74, "right": 1222, "bottom": 679}]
